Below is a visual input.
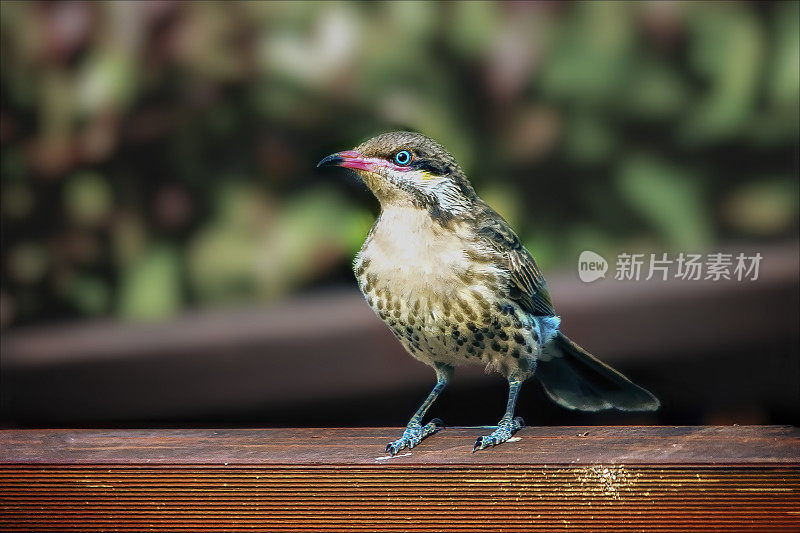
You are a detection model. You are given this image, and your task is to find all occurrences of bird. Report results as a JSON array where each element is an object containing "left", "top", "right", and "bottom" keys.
[{"left": 318, "top": 131, "right": 659, "bottom": 454}]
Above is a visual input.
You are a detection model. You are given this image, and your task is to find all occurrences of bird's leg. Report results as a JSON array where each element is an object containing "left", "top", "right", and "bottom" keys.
[
  {"left": 385, "top": 363, "right": 453, "bottom": 456},
  {"left": 473, "top": 378, "right": 525, "bottom": 452}
]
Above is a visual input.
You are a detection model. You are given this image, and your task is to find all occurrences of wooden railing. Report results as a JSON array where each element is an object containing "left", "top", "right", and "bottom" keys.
[{"left": 1, "top": 425, "right": 798, "bottom": 531}]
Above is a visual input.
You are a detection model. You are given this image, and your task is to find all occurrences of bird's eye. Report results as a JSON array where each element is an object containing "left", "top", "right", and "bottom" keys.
[{"left": 394, "top": 150, "right": 412, "bottom": 166}]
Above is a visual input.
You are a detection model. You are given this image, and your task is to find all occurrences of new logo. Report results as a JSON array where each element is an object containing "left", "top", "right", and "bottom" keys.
[{"left": 578, "top": 251, "right": 608, "bottom": 283}]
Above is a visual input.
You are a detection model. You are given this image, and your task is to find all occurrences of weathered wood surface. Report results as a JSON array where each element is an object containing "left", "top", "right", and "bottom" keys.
[
  {"left": 1, "top": 425, "right": 798, "bottom": 465},
  {"left": 2, "top": 426, "right": 799, "bottom": 532}
]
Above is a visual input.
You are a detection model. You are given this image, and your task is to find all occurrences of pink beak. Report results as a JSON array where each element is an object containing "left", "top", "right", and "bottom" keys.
[{"left": 317, "top": 150, "right": 373, "bottom": 171}]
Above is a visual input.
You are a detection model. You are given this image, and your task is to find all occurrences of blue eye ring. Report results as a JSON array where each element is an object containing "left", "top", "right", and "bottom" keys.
[{"left": 394, "top": 150, "right": 412, "bottom": 166}]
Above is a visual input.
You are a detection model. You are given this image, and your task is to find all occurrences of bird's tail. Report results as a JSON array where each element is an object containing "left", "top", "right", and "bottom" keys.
[{"left": 535, "top": 332, "right": 660, "bottom": 412}]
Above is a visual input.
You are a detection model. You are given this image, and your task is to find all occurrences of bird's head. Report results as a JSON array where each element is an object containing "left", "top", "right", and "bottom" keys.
[{"left": 318, "top": 131, "right": 477, "bottom": 223}]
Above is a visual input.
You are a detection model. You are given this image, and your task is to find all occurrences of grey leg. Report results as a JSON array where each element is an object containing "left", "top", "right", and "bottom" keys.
[
  {"left": 473, "top": 378, "right": 525, "bottom": 452},
  {"left": 385, "top": 363, "right": 453, "bottom": 456}
]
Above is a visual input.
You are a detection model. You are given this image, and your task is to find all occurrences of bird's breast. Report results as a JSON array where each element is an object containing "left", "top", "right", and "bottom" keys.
[
  {"left": 355, "top": 206, "right": 477, "bottom": 301},
  {"left": 353, "top": 205, "right": 531, "bottom": 368}
]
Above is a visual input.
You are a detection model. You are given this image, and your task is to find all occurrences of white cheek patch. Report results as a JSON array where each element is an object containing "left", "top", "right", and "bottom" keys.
[
  {"left": 391, "top": 169, "right": 467, "bottom": 215},
  {"left": 403, "top": 169, "right": 443, "bottom": 189},
  {"left": 361, "top": 159, "right": 468, "bottom": 216}
]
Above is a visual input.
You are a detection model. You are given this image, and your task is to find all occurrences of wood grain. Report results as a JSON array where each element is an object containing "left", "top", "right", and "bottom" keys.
[{"left": 2, "top": 426, "right": 799, "bottom": 531}]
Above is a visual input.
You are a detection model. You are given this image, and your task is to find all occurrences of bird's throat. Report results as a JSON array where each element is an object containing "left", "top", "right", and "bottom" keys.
[{"left": 357, "top": 205, "right": 470, "bottom": 299}]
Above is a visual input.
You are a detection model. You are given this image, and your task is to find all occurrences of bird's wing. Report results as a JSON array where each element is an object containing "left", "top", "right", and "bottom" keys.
[{"left": 474, "top": 202, "right": 556, "bottom": 317}]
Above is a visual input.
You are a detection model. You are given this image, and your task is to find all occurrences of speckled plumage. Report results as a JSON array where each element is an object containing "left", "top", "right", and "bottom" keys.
[
  {"left": 355, "top": 204, "right": 540, "bottom": 378},
  {"left": 319, "top": 131, "right": 659, "bottom": 454}
]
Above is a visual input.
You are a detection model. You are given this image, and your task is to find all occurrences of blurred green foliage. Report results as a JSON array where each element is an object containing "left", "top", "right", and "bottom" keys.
[{"left": 1, "top": 1, "right": 798, "bottom": 325}]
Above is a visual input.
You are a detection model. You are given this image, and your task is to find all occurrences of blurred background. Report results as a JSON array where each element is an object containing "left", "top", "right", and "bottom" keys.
[{"left": 1, "top": 1, "right": 798, "bottom": 429}]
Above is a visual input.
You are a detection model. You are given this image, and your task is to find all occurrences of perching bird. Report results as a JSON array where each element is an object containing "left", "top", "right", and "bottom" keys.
[{"left": 318, "top": 132, "right": 659, "bottom": 454}]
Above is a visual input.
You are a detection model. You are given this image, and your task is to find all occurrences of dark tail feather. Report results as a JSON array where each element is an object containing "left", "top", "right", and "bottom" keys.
[{"left": 536, "top": 333, "right": 660, "bottom": 412}]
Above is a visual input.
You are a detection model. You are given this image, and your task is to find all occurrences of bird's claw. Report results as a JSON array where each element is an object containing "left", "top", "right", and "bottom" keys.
[
  {"left": 472, "top": 416, "right": 524, "bottom": 452},
  {"left": 385, "top": 418, "right": 445, "bottom": 456}
]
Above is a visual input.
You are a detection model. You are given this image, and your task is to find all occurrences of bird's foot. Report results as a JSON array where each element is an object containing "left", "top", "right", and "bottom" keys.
[
  {"left": 385, "top": 418, "right": 445, "bottom": 456},
  {"left": 472, "top": 416, "right": 524, "bottom": 452}
]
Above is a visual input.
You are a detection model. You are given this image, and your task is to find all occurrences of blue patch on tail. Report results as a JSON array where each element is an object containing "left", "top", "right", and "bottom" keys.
[{"left": 533, "top": 315, "right": 561, "bottom": 346}]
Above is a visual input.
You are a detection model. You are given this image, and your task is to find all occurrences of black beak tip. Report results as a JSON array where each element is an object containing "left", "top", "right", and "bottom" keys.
[{"left": 317, "top": 153, "right": 343, "bottom": 168}]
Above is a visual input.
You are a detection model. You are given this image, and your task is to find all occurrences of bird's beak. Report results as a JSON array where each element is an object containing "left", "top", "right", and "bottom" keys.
[{"left": 317, "top": 150, "right": 372, "bottom": 171}]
